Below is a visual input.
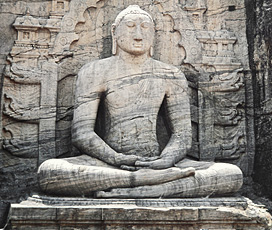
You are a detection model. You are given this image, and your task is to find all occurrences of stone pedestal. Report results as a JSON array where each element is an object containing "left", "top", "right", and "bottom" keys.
[{"left": 7, "top": 196, "right": 271, "bottom": 230}]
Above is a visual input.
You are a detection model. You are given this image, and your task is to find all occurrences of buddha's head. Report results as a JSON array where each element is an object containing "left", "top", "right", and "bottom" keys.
[{"left": 111, "top": 5, "right": 155, "bottom": 57}]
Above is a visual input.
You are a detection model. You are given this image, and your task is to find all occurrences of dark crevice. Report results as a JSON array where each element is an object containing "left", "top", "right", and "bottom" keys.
[{"left": 0, "top": 201, "right": 10, "bottom": 229}]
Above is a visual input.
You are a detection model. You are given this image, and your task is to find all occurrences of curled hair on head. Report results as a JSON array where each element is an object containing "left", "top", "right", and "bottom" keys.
[{"left": 113, "top": 5, "right": 154, "bottom": 28}]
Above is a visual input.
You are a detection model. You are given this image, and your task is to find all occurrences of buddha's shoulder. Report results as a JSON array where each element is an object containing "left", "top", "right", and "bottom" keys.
[
  {"left": 151, "top": 59, "right": 181, "bottom": 75},
  {"left": 151, "top": 59, "right": 187, "bottom": 88},
  {"left": 79, "top": 57, "right": 114, "bottom": 76}
]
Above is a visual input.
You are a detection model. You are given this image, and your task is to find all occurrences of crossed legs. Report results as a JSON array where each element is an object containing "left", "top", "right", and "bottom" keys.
[{"left": 38, "top": 155, "right": 243, "bottom": 197}]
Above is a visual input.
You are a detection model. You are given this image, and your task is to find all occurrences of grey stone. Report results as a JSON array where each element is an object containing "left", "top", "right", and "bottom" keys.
[
  {"left": 0, "top": 1, "right": 271, "bottom": 228},
  {"left": 0, "top": 0, "right": 254, "bottom": 202},
  {"left": 27, "top": 195, "right": 249, "bottom": 209},
  {"left": 7, "top": 197, "right": 272, "bottom": 230},
  {"left": 37, "top": 5, "right": 243, "bottom": 198}
]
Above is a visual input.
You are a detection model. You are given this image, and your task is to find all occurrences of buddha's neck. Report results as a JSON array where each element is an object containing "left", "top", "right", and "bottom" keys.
[{"left": 117, "top": 49, "right": 149, "bottom": 66}]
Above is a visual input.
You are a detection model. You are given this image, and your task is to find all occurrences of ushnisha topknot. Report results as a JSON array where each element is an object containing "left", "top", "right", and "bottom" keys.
[{"left": 114, "top": 5, "right": 154, "bottom": 27}]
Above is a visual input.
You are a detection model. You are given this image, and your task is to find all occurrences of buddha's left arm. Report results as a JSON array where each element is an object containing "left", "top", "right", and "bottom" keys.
[
  {"left": 160, "top": 70, "right": 192, "bottom": 164},
  {"left": 135, "top": 70, "right": 192, "bottom": 169}
]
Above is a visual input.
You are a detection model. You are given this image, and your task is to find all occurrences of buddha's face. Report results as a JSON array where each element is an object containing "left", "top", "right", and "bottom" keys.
[{"left": 114, "top": 14, "right": 154, "bottom": 56}]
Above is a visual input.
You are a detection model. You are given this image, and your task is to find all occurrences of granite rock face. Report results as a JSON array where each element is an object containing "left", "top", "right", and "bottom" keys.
[
  {"left": 247, "top": 0, "right": 272, "bottom": 199},
  {"left": 35, "top": 5, "right": 243, "bottom": 198},
  {"left": 0, "top": 0, "right": 271, "bottom": 228},
  {"left": 7, "top": 197, "right": 272, "bottom": 230},
  {"left": 0, "top": 0, "right": 252, "bottom": 202}
]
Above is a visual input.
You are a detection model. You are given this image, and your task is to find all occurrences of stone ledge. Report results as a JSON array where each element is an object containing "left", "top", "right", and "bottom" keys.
[
  {"left": 7, "top": 196, "right": 272, "bottom": 230},
  {"left": 26, "top": 195, "right": 249, "bottom": 208}
]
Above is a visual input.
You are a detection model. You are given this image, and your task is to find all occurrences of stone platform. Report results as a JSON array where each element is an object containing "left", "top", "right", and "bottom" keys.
[{"left": 7, "top": 196, "right": 272, "bottom": 230}]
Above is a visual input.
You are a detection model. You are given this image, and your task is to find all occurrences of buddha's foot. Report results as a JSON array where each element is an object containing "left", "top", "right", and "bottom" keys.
[
  {"left": 96, "top": 167, "right": 195, "bottom": 198},
  {"left": 96, "top": 162, "right": 243, "bottom": 198},
  {"left": 132, "top": 167, "right": 195, "bottom": 187},
  {"left": 95, "top": 184, "right": 173, "bottom": 198}
]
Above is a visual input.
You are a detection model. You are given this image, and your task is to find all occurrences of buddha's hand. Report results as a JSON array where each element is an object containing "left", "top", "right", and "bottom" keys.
[
  {"left": 114, "top": 153, "right": 139, "bottom": 166},
  {"left": 135, "top": 155, "right": 176, "bottom": 169},
  {"left": 120, "top": 156, "right": 160, "bottom": 171}
]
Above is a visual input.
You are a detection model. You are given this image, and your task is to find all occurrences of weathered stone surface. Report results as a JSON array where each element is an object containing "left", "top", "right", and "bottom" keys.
[
  {"left": 36, "top": 5, "right": 243, "bottom": 198},
  {"left": 0, "top": 0, "right": 267, "bottom": 215},
  {"left": 0, "top": 0, "right": 270, "bottom": 227},
  {"left": 0, "top": 201, "right": 10, "bottom": 229},
  {"left": 247, "top": 0, "right": 272, "bottom": 199},
  {"left": 25, "top": 195, "right": 250, "bottom": 208},
  {"left": 7, "top": 197, "right": 272, "bottom": 230}
]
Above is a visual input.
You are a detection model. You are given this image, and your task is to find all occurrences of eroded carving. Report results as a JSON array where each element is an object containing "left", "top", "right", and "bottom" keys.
[
  {"left": 208, "top": 68, "right": 244, "bottom": 92},
  {"left": 2, "top": 120, "right": 39, "bottom": 158},
  {"left": 37, "top": 5, "right": 243, "bottom": 198},
  {"left": 197, "top": 30, "right": 241, "bottom": 71},
  {"left": 2, "top": 0, "right": 251, "bottom": 185},
  {"left": 11, "top": 10, "right": 61, "bottom": 59},
  {"left": 199, "top": 68, "right": 246, "bottom": 166}
]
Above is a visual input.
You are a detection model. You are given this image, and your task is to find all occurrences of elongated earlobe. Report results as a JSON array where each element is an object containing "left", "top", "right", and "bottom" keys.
[
  {"left": 112, "top": 38, "right": 117, "bottom": 55},
  {"left": 111, "top": 24, "right": 117, "bottom": 55},
  {"left": 149, "top": 46, "right": 154, "bottom": 57}
]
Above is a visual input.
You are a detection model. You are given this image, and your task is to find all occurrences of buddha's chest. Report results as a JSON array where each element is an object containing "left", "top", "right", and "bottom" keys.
[{"left": 104, "top": 76, "right": 166, "bottom": 112}]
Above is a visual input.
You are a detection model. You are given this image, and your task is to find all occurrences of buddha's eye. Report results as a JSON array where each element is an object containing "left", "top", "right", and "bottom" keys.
[
  {"left": 141, "top": 22, "right": 151, "bottom": 28},
  {"left": 126, "top": 21, "right": 136, "bottom": 28}
]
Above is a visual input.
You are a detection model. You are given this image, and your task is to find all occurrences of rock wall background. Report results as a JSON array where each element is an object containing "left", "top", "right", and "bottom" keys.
[
  {"left": 0, "top": 0, "right": 270, "bottom": 215},
  {"left": 0, "top": 0, "right": 53, "bottom": 203},
  {"left": 247, "top": 0, "right": 272, "bottom": 199}
]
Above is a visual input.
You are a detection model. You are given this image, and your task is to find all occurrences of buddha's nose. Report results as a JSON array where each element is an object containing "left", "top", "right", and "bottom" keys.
[{"left": 134, "top": 26, "right": 143, "bottom": 40}]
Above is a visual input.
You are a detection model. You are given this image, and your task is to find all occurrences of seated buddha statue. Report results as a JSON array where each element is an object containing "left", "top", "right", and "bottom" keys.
[{"left": 38, "top": 5, "right": 243, "bottom": 198}]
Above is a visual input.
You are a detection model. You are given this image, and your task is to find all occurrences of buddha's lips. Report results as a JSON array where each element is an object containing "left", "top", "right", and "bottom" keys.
[{"left": 134, "top": 43, "right": 143, "bottom": 47}]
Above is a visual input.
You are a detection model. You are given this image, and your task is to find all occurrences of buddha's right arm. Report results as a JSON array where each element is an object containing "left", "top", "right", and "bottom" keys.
[
  {"left": 72, "top": 121, "right": 138, "bottom": 166},
  {"left": 71, "top": 65, "right": 138, "bottom": 167}
]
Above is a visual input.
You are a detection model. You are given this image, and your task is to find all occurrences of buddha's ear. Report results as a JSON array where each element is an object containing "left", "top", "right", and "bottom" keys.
[
  {"left": 149, "top": 27, "right": 155, "bottom": 57},
  {"left": 149, "top": 46, "right": 154, "bottom": 57},
  {"left": 111, "top": 24, "right": 117, "bottom": 55}
]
